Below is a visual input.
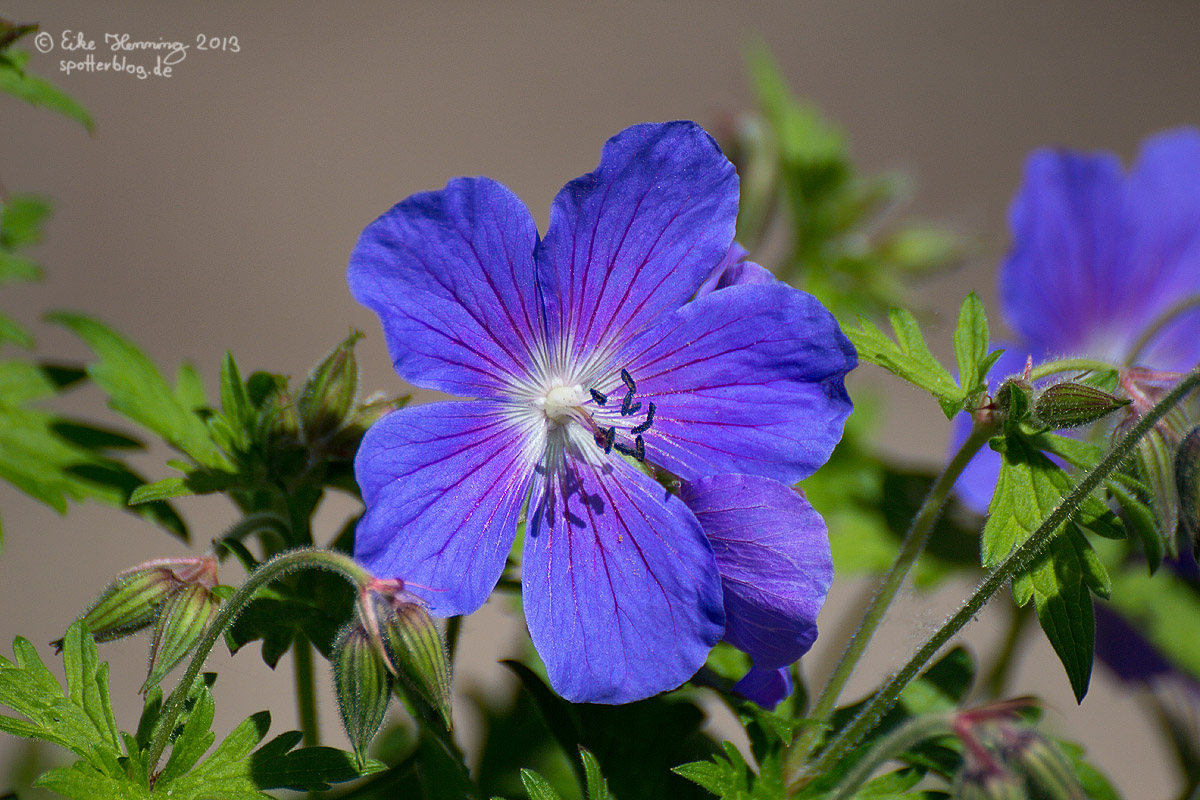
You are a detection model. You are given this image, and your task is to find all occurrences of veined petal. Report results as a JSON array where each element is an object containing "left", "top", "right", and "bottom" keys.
[
  {"left": 1125, "top": 128, "right": 1200, "bottom": 371},
  {"left": 348, "top": 177, "right": 547, "bottom": 398},
  {"left": 694, "top": 243, "right": 776, "bottom": 299},
  {"left": 523, "top": 449, "right": 724, "bottom": 704},
  {"left": 537, "top": 122, "right": 738, "bottom": 376},
  {"left": 680, "top": 474, "right": 831, "bottom": 669},
  {"left": 1000, "top": 148, "right": 1135, "bottom": 361},
  {"left": 354, "top": 401, "right": 540, "bottom": 616},
  {"left": 614, "top": 282, "right": 855, "bottom": 485}
]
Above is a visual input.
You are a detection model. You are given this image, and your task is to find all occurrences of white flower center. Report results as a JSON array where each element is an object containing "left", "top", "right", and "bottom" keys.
[{"left": 536, "top": 384, "right": 586, "bottom": 424}]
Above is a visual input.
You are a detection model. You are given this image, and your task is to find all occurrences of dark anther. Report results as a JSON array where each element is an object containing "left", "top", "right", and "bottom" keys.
[
  {"left": 620, "top": 368, "right": 637, "bottom": 393},
  {"left": 630, "top": 402, "right": 656, "bottom": 435},
  {"left": 621, "top": 391, "right": 642, "bottom": 417},
  {"left": 602, "top": 426, "right": 615, "bottom": 454},
  {"left": 613, "top": 435, "right": 646, "bottom": 462},
  {"left": 589, "top": 388, "right": 608, "bottom": 406}
]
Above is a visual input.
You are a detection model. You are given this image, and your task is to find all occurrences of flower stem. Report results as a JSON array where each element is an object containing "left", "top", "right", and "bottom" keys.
[
  {"left": 827, "top": 714, "right": 953, "bottom": 800},
  {"left": 791, "top": 419, "right": 995, "bottom": 772},
  {"left": 793, "top": 366, "right": 1200, "bottom": 789},
  {"left": 294, "top": 635, "right": 320, "bottom": 747},
  {"left": 1029, "top": 357, "right": 1121, "bottom": 381},
  {"left": 146, "top": 547, "right": 371, "bottom": 774}
]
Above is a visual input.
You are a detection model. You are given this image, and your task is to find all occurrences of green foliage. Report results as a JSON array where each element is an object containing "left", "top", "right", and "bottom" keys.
[
  {"left": 0, "top": 43, "right": 94, "bottom": 132},
  {"left": 982, "top": 434, "right": 1118, "bottom": 701},
  {"left": 846, "top": 294, "right": 999, "bottom": 419},
  {"left": 733, "top": 46, "right": 966, "bottom": 319},
  {"left": 503, "top": 661, "right": 718, "bottom": 800},
  {"left": 0, "top": 622, "right": 380, "bottom": 799},
  {"left": 226, "top": 569, "right": 355, "bottom": 668}
]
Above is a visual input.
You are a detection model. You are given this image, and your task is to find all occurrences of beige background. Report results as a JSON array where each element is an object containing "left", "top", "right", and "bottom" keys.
[{"left": 3, "top": 2, "right": 1200, "bottom": 797}]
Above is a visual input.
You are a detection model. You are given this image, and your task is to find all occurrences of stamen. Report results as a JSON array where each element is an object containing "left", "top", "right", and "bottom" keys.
[
  {"left": 630, "top": 402, "right": 656, "bottom": 435},
  {"left": 589, "top": 388, "right": 608, "bottom": 406},
  {"left": 614, "top": 435, "right": 646, "bottom": 462},
  {"left": 594, "top": 426, "right": 616, "bottom": 454},
  {"left": 620, "top": 368, "right": 637, "bottom": 393},
  {"left": 620, "top": 391, "right": 642, "bottom": 416}
]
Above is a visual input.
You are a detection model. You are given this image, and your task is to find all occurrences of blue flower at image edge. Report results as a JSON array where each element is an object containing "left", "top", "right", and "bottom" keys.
[
  {"left": 347, "top": 122, "right": 856, "bottom": 703},
  {"left": 956, "top": 127, "right": 1200, "bottom": 512}
]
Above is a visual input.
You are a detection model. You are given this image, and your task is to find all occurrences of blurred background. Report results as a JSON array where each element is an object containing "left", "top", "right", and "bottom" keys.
[{"left": 3, "top": 2, "right": 1200, "bottom": 797}]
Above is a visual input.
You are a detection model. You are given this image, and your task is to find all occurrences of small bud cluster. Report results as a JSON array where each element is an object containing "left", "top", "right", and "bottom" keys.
[
  {"left": 952, "top": 700, "right": 1084, "bottom": 800},
  {"left": 332, "top": 577, "right": 452, "bottom": 769},
  {"left": 57, "top": 555, "right": 221, "bottom": 693}
]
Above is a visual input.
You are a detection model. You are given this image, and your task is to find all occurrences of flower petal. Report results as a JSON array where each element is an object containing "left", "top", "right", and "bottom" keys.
[
  {"left": 613, "top": 282, "right": 855, "bottom": 485},
  {"left": 348, "top": 177, "right": 547, "bottom": 398},
  {"left": 999, "top": 148, "right": 1135, "bottom": 362},
  {"left": 733, "top": 667, "right": 791, "bottom": 710},
  {"left": 537, "top": 122, "right": 738, "bottom": 374},
  {"left": 354, "top": 401, "right": 540, "bottom": 616},
  {"left": 1125, "top": 128, "right": 1200, "bottom": 370},
  {"left": 523, "top": 450, "right": 724, "bottom": 703},
  {"left": 694, "top": 243, "right": 776, "bottom": 299},
  {"left": 680, "top": 474, "right": 831, "bottom": 669}
]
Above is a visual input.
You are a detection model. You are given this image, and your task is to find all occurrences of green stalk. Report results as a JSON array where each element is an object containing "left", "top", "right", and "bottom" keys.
[
  {"left": 294, "top": 635, "right": 320, "bottom": 747},
  {"left": 793, "top": 366, "right": 1200, "bottom": 789},
  {"left": 1029, "top": 357, "right": 1120, "bottom": 381},
  {"left": 795, "top": 419, "right": 995, "bottom": 768},
  {"left": 146, "top": 548, "right": 371, "bottom": 774}
]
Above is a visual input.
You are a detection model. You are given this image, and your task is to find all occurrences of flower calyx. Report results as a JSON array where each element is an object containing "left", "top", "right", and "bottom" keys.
[
  {"left": 332, "top": 622, "right": 393, "bottom": 770},
  {"left": 55, "top": 555, "right": 219, "bottom": 653},
  {"left": 356, "top": 578, "right": 452, "bottom": 728}
]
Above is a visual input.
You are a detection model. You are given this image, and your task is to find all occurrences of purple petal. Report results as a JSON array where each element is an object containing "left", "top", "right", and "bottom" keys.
[
  {"left": 680, "top": 474, "right": 831, "bottom": 669},
  {"left": 1094, "top": 602, "right": 1175, "bottom": 684},
  {"left": 354, "top": 401, "right": 538, "bottom": 616},
  {"left": 348, "top": 177, "right": 546, "bottom": 399},
  {"left": 537, "top": 122, "right": 739, "bottom": 369},
  {"left": 694, "top": 243, "right": 776, "bottom": 299},
  {"left": 1125, "top": 128, "right": 1200, "bottom": 371},
  {"left": 523, "top": 451, "right": 724, "bottom": 703},
  {"left": 733, "top": 666, "right": 792, "bottom": 710},
  {"left": 614, "top": 282, "right": 855, "bottom": 485},
  {"left": 1000, "top": 148, "right": 1135, "bottom": 361}
]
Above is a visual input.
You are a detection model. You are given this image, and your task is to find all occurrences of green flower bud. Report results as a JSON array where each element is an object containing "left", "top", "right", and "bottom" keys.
[
  {"left": 142, "top": 583, "right": 220, "bottom": 693},
  {"left": 1175, "top": 425, "right": 1200, "bottom": 558},
  {"left": 955, "top": 770, "right": 1029, "bottom": 800},
  {"left": 332, "top": 623, "right": 393, "bottom": 770},
  {"left": 298, "top": 331, "right": 363, "bottom": 442},
  {"left": 1031, "top": 382, "right": 1129, "bottom": 430},
  {"left": 1006, "top": 732, "right": 1084, "bottom": 800},
  {"left": 54, "top": 556, "right": 218, "bottom": 651},
  {"left": 326, "top": 394, "right": 408, "bottom": 459},
  {"left": 1134, "top": 420, "right": 1183, "bottom": 559},
  {"left": 359, "top": 579, "right": 452, "bottom": 728},
  {"left": 995, "top": 378, "right": 1033, "bottom": 431}
]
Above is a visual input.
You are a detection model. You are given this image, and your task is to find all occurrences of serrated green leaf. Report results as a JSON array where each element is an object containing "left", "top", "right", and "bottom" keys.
[
  {"left": 47, "top": 312, "right": 228, "bottom": 470},
  {"left": 579, "top": 748, "right": 612, "bottom": 800},
  {"left": 846, "top": 309, "right": 964, "bottom": 418},
  {"left": 0, "top": 50, "right": 93, "bottom": 131},
  {"left": 33, "top": 760, "right": 148, "bottom": 800},
  {"left": 521, "top": 769, "right": 565, "bottom": 800},
  {"left": 953, "top": 292, "right": 989, "bottom": 395},
  {"left": 0, "top": 622, "right": 125, "bottom": 773},
  {"left": 983, "top": 435, "right": 1106, "bottom": 701}
]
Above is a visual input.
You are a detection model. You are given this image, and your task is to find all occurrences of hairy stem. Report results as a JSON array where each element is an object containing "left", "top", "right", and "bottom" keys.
[
  {"left": 795, "top": 419, "right": 995, "bottom": 769},
  {"left": 828, "top": 714, "right": 953, "bottom": 800},
  {"left": 147, "top": 548, "right": 371, "bottom": 773},
  {"left": 794, "top": 365, "right": 1200, "bottom": 789},
  {"left": 1029, "top": 357, "right": 1121, "bottom": 382},
  {"left": 294, "top": 635, "right": 320, "bottom": 747}
]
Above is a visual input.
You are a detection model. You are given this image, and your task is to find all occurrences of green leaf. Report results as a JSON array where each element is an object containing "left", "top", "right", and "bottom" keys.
[
  {"left": 129, "top": 470, "right": 236, "bottom": 504},
  {"left": 226, "top": 570, "right": 355, "bottom": 667},
  {"left": 846, "top": 308, "right": 964, "bottom": 418},
  {"left": 0, "top": 50, "right": 94, "bottom": 131},
  {"left": 983, "top": 435, "right": 1109, "bottom": 701},
  {"left": 579, "top": 748, "right": 612, "bottom": 800},
  {"left": 0, "top": 250, "right": 41, "bottom": 285},
  {"left": 0, "top": 622, "right": 124, "bottom": 772},
  {"left": 174, "top": 362, "right": 208, "bottom": 411},
  {"left": 47, "top": 312, "right": 229, "bottom": 470},
  {"left": 952, "top": 292, "right": 990, "bottom": 396},
  {"left": 521, "top": 769, "right": 566, "bottom": 800},
  {"left": 0, "top": 194, "right": 52, "bottom": 252},
  {"left": 0, "top": 313, "right": 33, "bottom": 348}
]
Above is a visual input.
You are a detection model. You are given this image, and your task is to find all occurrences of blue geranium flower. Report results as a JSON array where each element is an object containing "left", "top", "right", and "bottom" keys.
[
  {"left": 956, "top": 127, "right": 1200, "bottom": 511},
  {"left": 347, "top": 121, "right": 855, "bottom": 703}
]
